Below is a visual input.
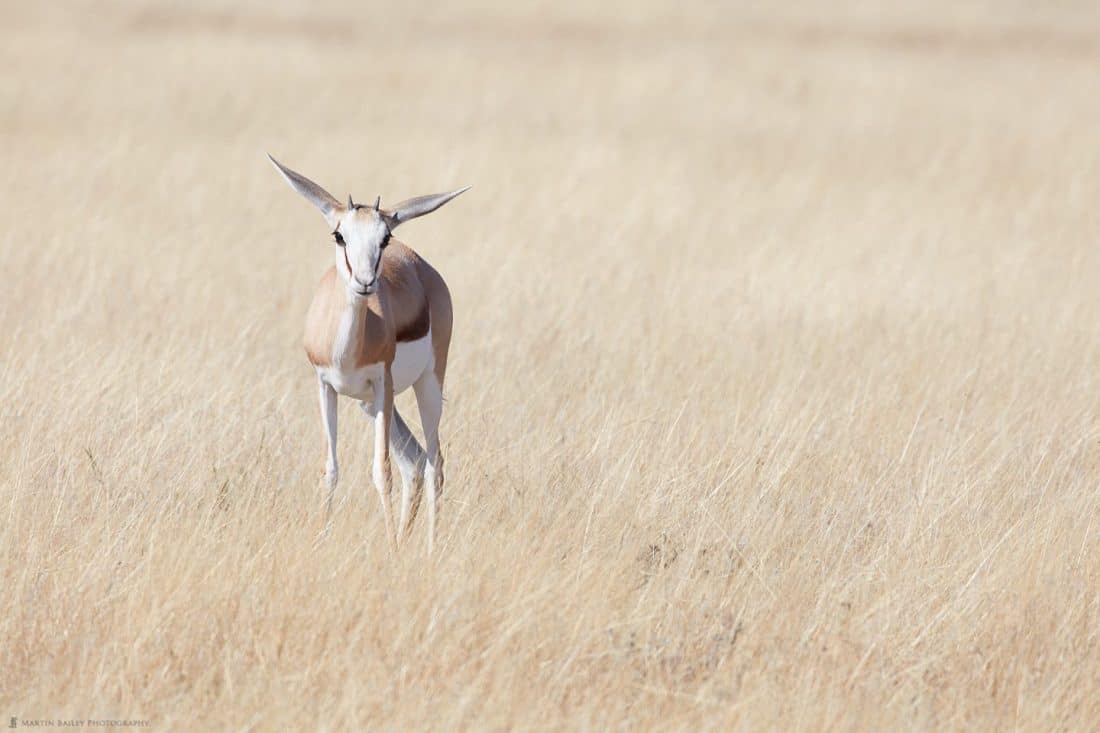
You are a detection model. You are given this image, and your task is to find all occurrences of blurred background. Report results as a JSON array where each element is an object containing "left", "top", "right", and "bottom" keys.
[{"left": 2, "top": 1, "right": 1099, "bottom": 730}]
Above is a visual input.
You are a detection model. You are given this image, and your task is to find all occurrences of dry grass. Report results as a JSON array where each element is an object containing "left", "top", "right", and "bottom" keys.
[{"left": 3, "top": 1, "right": 1100, "bottom": 730}]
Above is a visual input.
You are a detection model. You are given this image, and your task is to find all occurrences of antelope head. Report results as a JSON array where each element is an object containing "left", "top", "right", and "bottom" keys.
[{"left": 268, "top": 154, "right": 469, "bottom": 297}]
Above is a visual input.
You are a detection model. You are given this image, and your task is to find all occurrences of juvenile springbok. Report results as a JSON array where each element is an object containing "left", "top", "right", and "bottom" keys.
[{"left": 268, "top": 155, "right": 465, "bottom": 552}]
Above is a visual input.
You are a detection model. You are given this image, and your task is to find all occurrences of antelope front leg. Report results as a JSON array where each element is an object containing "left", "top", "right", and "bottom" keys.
[
  {"left": 372, "top": 368, "right": 398, "bottom": 551},
  {"left": 318, "top": 375, "right": 339, "bottom": 520}
]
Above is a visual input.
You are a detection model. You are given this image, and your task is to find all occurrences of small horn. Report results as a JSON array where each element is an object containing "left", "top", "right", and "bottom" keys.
[
  {"left": 348, "top": 194, "right": 354, "bottom": 208},
  {"left": 373, "top": 195, "right": 381, "bottom": 211}
]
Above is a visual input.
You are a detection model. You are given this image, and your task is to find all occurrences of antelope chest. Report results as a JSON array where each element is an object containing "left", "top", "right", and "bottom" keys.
[
  {"left": 317, "top": 331, "right": 434, "bottom": 402},
  {"left": 318, "top": 362, "right": 384, "bottom": 402}
]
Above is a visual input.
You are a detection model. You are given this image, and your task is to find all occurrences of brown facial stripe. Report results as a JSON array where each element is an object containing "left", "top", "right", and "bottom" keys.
[
  {"left": 395, "top": 302, "right": 430, "bottom": 343},
  {"left": 342, "top": 244, "right": 354, "bottom": 277}
]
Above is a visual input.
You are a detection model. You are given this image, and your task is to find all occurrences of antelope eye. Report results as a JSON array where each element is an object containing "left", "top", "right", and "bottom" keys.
[
  {"left": 333, "top": 231, "right": 345, "bottom": 246},
  {"left": 381, "top": 233, "right": 391, "bottom": 248}
]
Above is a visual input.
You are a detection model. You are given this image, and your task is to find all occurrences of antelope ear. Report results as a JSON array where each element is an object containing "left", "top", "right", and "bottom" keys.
[
  {"left": 267, "top": 154, "right": 345, "bottom": 227},
  {"left": 384, "top": 186, "right": 470, "bottom": 229}
]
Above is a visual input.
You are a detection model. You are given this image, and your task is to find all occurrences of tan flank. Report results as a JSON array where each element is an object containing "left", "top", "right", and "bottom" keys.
[{"left": 303, "top": 241, "right": 451, "bottom": 378}]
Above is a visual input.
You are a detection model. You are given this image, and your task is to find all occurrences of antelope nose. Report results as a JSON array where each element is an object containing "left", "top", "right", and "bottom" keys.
[{"left": 353, "top": 277, "right": 374, "bottom": 295}]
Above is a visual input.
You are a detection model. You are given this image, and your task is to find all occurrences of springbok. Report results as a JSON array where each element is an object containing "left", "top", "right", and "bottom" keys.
[{"left": 268, "top": 155, "right": 466, "bottom": 552}]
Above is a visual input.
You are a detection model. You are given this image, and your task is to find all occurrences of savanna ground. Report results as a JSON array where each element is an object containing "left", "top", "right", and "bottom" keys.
[{"left": 2, "top": 1, "right": 1100, "bottom": 730}]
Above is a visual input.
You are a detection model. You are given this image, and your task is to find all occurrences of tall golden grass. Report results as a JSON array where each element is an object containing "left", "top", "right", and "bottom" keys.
[{"left": 2, "top": 1, "right": 1099, "bottom": 729}]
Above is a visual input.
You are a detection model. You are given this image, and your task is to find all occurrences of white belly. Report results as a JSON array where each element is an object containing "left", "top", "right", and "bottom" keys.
[{"left": 317, "top": 331, "right": 433, "bottom": 401}]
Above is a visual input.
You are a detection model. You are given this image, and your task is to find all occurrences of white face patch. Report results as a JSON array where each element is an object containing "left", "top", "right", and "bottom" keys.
[{"left": 333, "top": 207, "right": 391, "bottom": 297}]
